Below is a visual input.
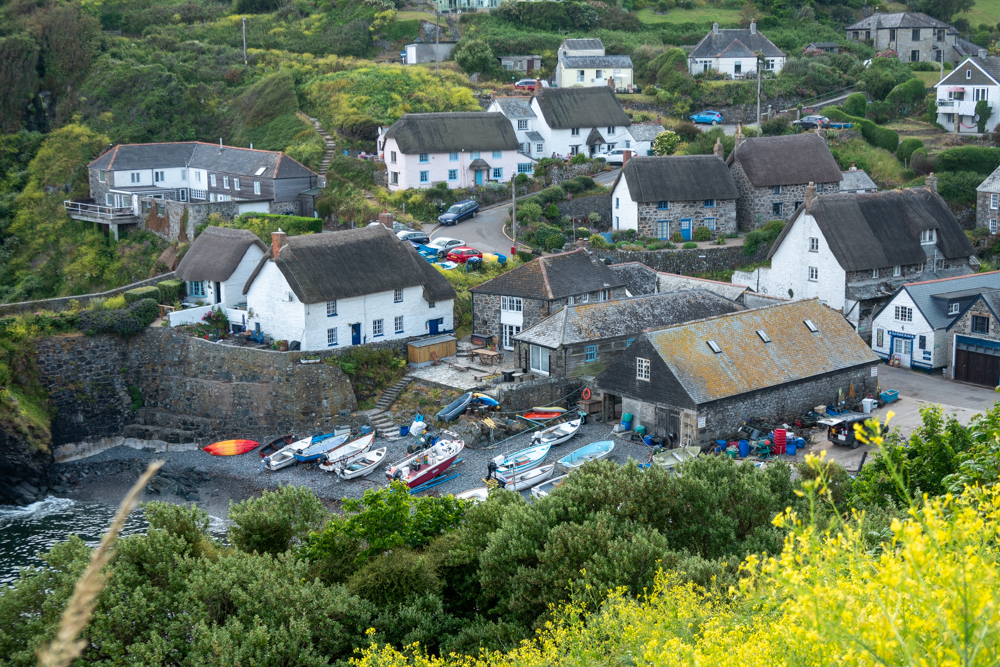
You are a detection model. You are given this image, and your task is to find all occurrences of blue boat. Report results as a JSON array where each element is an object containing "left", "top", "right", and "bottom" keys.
[
  {"left": 493, "top": 443, "right": 550, "bottom": 477},
  {"left": 435, "top": 391, "right": 473, "bottom": 422},
  {"left": 293, "top": 432, "right": 350, "bottom": 463},
  {"left": 557, "top": 441, "right": 615, "bottom": 470}
]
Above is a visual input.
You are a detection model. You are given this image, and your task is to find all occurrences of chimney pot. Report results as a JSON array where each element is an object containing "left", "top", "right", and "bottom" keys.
[
  {"left": 656, "top": 115, "right": 662, "bottom": 125},
  {"left": 734, "top": 123, "right": 745, "bottom": 151},
  {"left": 622, "top": 150, "right": 633, "bottom": 166},
  {"left": 750, "top": 21, "right": 756, "bottom": 35},
  {"left": 713, "top": 138, "right": 724, "bottom": 158},
  {"left": 805, "top": 182, "right": 816, "bottom": 212},
  {"left": 713, "top": 21, "right": 719, "bottom": 35},
  {"left": 271, "top": 228, "right": 288, "bottom": 259},
  {"left": 534, "top": 79, "right": 543, "bottom": 97},
  {"left": 926, "top": 172, "right": 938, "bottom": 193}
]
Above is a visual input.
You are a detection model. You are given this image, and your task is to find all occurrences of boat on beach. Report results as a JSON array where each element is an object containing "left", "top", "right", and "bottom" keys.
[
  {"left": 497, "top": 463, "right": 555, "bottom": 491},
  {"left": 262, "top": 436, "right": 314, "bottom": 471},
  {"left": 258, "top": 434, "right": 295, "bottom": 458},
  {"left": 557, "top": 441, "right": 615, "bottom": 470},
  {"left": 293, "top": 432, "right": 352, "bottom": 463},
  {"left": 386, "top": 439, "right": 464, "bottom": 488},
  {"left": 530, "top": 419, "right": 581, "bottom": 447},
  {"left": 325, "top": 446, "right": 387, "bottom": 479},
  {"left": 492, "top": 443, "right": 550, "bottom": 477},
  {"left": 318, "top": 433, "right": 375, "bottom": 470},
  {"left": 203, "top": 439, "right": 259, "bottom": 456},
  {"left": 436, "top": 392, "right": 473, "bottom": 422},
  {"left": 455, "top": 487, "right": 489, "bottom": 503},
  {"left": 531, "top": 474, "right": 570, "bottom": 499},
  {"left": 651, "top": 446, "right": 701, "bottom": 470}
]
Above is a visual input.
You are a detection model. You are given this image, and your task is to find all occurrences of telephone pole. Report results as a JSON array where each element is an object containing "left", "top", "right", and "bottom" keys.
[
  {"left": 435, "top": 9, "right": 440, "bottom": 76},
  {"left": 242, "top": 17, "right": 248, "bottom": 71},
  {"left": 511, "top": 175, "right": 517, "bottom": 256},
  {"left": 756, "top": 53, "right": 762, "bottom": 129}
]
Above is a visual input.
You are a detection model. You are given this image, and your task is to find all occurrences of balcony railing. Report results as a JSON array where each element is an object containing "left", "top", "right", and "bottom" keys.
[
  {"left": 937, "top": 99, "right": 983, "bottom": 116},
  {"left": 63, "top": 201, "right": 138, "bottom": 220}
]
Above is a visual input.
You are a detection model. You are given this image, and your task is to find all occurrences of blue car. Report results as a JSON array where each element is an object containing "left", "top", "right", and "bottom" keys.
[{"left": 689, "top": 110, "right": 724, "bottom": 125}]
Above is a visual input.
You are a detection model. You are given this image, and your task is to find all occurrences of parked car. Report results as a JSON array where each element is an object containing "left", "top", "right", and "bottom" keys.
[
  {"left": 397, "top": 230, "right": 430, "bottom": 246},
  {"left": 793, "top": 115, "right": 829, "bottom": 130},
  {"left": 819, "top": 412, "right": 871, "bottom": 450},
  {"left": 437, "top": 199, "right": 480, "bottom": 225},
  {"left": 446, "top": 246, "right": 483, "bottom": 264},
  {"left": 689, "top": 110, "right": 724, "bottom": 125},
  {"left": 594, "top": 148, "right": 628, "bottom": 165},
  {"left": 393, "top": 221, "right": 412, "bottom": 233},
  {"left": 424, "top": 237, "right": 465, "bottom": 258},
  {"left": 514, "top": 79, "right": 549, "bottom": 90}
]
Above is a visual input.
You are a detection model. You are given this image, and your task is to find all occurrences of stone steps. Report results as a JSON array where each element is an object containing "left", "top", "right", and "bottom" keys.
[
  {"left": 370, "top": 412, "right": 403, "bottom": 440},
  {"left": 375, "top": 375, "right": 414, "bottom": 411}
]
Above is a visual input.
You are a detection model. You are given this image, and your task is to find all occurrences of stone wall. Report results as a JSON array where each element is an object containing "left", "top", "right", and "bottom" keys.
[
  {"left": 141, "top": 199, "right": 240, "bottom": 242},
  {"left": 596, "top": 243, "right": 769, "bottom": 276},
  {"left": 0, "top": 272, "right": 176, "bottom": 317},
  {"left": 730, "top": 158, "right": 840, "bottom": 231},
  {"left": 977, "top": 191, "right": 997, "bottom": 231},
  {"left": 495, "top": 375, "right": 584, "bottom": 413},
  {"left": 545, "top": 162, "right": 604, "bottom": 186},
  {"left": 637, "top": 199, "right": 736, "bottom": 239},
  {"left": 557, "top": 194, "right": 612, "bottom": 228}
]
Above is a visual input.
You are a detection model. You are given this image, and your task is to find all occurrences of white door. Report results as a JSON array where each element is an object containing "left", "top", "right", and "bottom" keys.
[
  {"left": 502, "top": 324, "right": 520, "bottom": 350},
  {"left": 895, "top": 338, "right": 912, "bottom": 366}
]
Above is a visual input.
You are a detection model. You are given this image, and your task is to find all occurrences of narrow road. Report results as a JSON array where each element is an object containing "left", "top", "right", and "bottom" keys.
[{"left": 426, "top": 168, "right": 620, "bottom": 255}]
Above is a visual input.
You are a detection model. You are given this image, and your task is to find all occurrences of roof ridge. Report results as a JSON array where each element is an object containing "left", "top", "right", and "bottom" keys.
[
  {"left": 538, "top": 255, "right": 554, "bottom": 299},
  {"left": 658, "top": 271, "right": 749, "bottom": 288},
  {"left": 906, "top": 269, "right": 1000, "bottom": 286}
]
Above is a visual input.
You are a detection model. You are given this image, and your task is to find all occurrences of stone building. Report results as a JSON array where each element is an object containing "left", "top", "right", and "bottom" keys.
[
  {"left": 470, "top": 249, "right": 627, "bottom": 351},
  {"left": 513, "top": 290, "right": 743, "bottom": 379},
  {"left": 946, "top": 289, "right": 1000, "bottom": 386},
  {"left": 976, "top": 163, "right": 1000, "bottom": 234},
  {"left": 610, "top": 151, "right": 738, "bottom": 240},
  {"left": 727, "top": 131, "right": 843, "bottom": 230},
  {"left": 594, "top": 299, "right": 880, "bottom": 447},
  {"left": 845, "top": 11, "right": 977, "bottom": 65}
]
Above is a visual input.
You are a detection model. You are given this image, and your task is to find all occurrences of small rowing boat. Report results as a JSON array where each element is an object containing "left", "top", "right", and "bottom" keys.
[
  {"left": 531, "top": 418, "right": 581, "bottom": 447},
  {"left": 293, "top": 432, "right": 351, "bottom": 463},
  {"left": 531, "top": 474, "right": 569, "bottom": 499},
  {"left": 498, "top": 463, "right": 555, "bottom": 491},
  {"left": 261, "top": 436, "right": 313, "bottom": 471},
  {"left": 558, "top": 441, "right": 615, "bottom": 470},
  {"left": 203, "top": 439, "right": 259, "bottom": 456},
  {"left": 436, "top": 392, "right": 473, "bottom": 422},
  {"left": 651, "top": 446, "right": 701, "bottom": 470},
  {"left": 455, "top": 487, "right": 489, "bottom": 503},
  {"left": 492, "top": 443, "right": 550, "bottom": 477},
  {"left": 319, "top": 433, "right": 375, "bottom": 469},
  {"left": 326, "top": 446, "right": 387, "bottom": 479},
  {"left": 258, "top": 434, "right": 295, "bottom": 458}
]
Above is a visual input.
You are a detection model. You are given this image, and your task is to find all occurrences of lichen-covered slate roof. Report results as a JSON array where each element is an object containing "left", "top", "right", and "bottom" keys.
[
  {"left": 470, "top": 249, "right": 625, "bottom": 299},
  {"left": 627, "top": 124, "right": 665, "bottom": 143},
  {"left": 515, "top": 290, "right": 743, "bottom": 348},
  {"left": 645, "top": 299, "right": 878, "bottom": 404},
  {"left": 89, "top": 142, "right": 316, "bottom": 179},
  {"left": 656, "top": 273, "right": 748, "bottom": 300},
  {"left": 559, "top": 54, "right": 634, "bottom": 69},
  {"left": 175, "top": 226, "right": 267, "bottom": 282},
  {"left": 727, "top": 133, "right": 842, "bottom": 187},
  {"left": 840, "top": 170, "right": 878, "bottom": 191},
  {"left": 492, "top": 97, "right": 536, "bottom": 120},
  {"left": 609, "top": 262, "right": 658, "bottom": 296}
]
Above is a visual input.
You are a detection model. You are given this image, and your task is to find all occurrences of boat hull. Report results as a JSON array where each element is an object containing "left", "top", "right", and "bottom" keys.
[
  {"left": 262, "top": 437, "right": 313, "bottom": 471},
  {"left": 436, "top": 392, "right": 473, "bottom": 422},
  {"left": 387, "top": 440, "right": 464, "bottom": 488},
  {"left": 203, "top": 439, "right": 259, "bottom": 456},
  {"left": 319, "top": 434, "right": 375, "bottom": 471},
  {"left": 531, "top": 419, "right": 581, "bottom": 447},
  {"left": 294, "top": 433, "right": 351, "bottom": 462},
  {"left": 258, "top": 435, "right": 294, "bottom": 458},
  {"left": 334, "top": 447, "right": 388, "bottom": 479},
  {"left": 455, "top": 487, "right": 489, "bottom": 503},
  {"left": 500, "top": 463, "right": 555, "bottom": 491},
  {"left": 531, "top": 474, "right": 569, "bottom": 499},
  {"left": 558, "top": 441, "right": 615, "bottom": 470},
  {"left": 495, "top": 444, "right": 550, "bottom": 477}
]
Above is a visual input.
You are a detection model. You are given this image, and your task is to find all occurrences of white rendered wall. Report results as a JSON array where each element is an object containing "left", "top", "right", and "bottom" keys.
[
  {"left": 688, "top": 56, "right": 785, "bottom": 76},
  {"left": 611, "top": 176, "right": 639, "bottom": 232},
  {"left": 753, "top": 211, "right": 847, "bottom": 308},
  {"left": 220, "top": 245, "right": 265, "bottom": 308},
  {"left": 113, "top": 169, "right": 152, "bottom": 187},
  {"left": 871, "top": 290, "right": 938, "bottom": 368},
  {"left": 245, "top": 261, "right": 307, "bottom": 344},
  {"left": 383, "top": 136, "right": 523, "bottom": 192}
]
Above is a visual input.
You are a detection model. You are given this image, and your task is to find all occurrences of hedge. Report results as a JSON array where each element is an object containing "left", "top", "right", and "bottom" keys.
[
  {"left": 78, "top": 298, "right": 159, "bottom": 337},
  {"left": 824, "top": 106, "right": 899, "bottom": 152},
  {"left": 884, "top": 78, "right": 927, "bottom": 116},
  {"left": 124, "top": 285, "right": 161, "bottom": 305},
  {"left": 934, "top": 146, "right": 1000, "bottom": 176},
  {"left": 157, "top": 279, "right": 184, "bottom": 305},
  {"left": 896, "top": 138, "right": 924, "bottom": 164}
]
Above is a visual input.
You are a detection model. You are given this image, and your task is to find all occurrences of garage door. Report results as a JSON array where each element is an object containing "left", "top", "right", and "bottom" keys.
[{"left": 954, "top": 347, "right": 1000, "bottom": 387}]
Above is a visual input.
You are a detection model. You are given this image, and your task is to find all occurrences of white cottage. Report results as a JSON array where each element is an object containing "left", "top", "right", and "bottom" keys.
[
  {"left": 688, "top": 22, "right": 785, "bottom": 77},
  {"left": 933, "top": 57, "right": 1000, "bottom": 134},
  {"left": 243, "top": 225, "right": 456, "bottom": 351},
  {"left": 520, "top": 85, "right": 632, "bottom": 158},
  {"left": 174, "top": 226, "right": 267, "bottom": 308}
]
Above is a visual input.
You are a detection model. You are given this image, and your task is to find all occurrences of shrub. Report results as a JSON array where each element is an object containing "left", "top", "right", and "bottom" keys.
[
  {"left": 588, "top": 234, "right": 612, "bottom": 249},
  {"left": 743, "top": 220, "right": 785, "bottom": 256},
  {"left": 692, "top": 226, "right": 713, "bottom": 241},
  {"left": 936, "top": 145, "right": 1000, "bottom": 175},
  {"left": 896, "top": 138, "right": 924, "bottom": 164},
  {"left": 569, "top": 153, "right": 590, "bottom": 165},
  {"left": 682, "top": 241, "right": 697, "bottom": 249},
  {"left": 78, "top": 298, "right": 158, "bottom": 337},
  {"left": 229, "top": 485, "right": 326, "bottom": 557},
  {"left": 885, "top": 78, "right": 928, "bottom": 117},
  {"left": 346, "top": 548, "right": 441, "bottom": 608},
  {"left": 536, "top": 186, "right": 566, "bottom": 205},
  {"left": 938, "top": 171, "right": 984, "bottom": 207},
  {"left": 560, "top": 179, "right": 583, "bottom": 195},
  {"left": 572, "top": 175, "right": 596, "bottom": 191},
  {"left": 760, "top": 114, "right": 791, "bottom": 136},
  {"left": 652, "top": 131, "right": 681, "bottom": 156},
  {"left": 842, "top": 92, "right": 868, "bottom": 117},
  {"left": 671, "top": 232, "right": 684, "bottom": 243},
  {"left": 123, "top": 285, "right": 159, "bottom": 305},
  {"left": 104, "top": 294, "right": 127, "bottom": 310},
  {"left": 669, "top": 121, "right": 700, "bottom": 142},
  {"left": 825, "top": 107, "right": 900, "bottom": 152},
  {"left": 157, "top": 279, "right": 184, "bottom": 305},
  {"left": 516, "top": 250, "right": 535, "bottom": 263},
  {"left": 911, "top": 148, "right": 935, "bottom": 175},
  {"left": 866, "top": 100, "right": 894, "bottom": 124},
  {"left": 544, "top": 231, "right": 567, "bottom": 251}
]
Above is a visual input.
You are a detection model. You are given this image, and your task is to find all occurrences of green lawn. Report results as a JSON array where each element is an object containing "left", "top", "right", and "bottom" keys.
[
  {"left": 397, "top": 10, "right": 441, "bottom": 23},
  {"left": 958, "top": 0, "right": 1000, "bottom": 29},
  {"left": 635, "top": 7, "right": 740, "bottom": 24},
  {"left": 914, "top": 70, "right": 945, "bottom": 86}
]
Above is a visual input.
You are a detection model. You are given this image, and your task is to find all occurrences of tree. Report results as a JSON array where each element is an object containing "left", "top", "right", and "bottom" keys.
[
  {"left": 906, "top": 0, "right": 974, "bottom": 23},
  {"left": 0, "top": 34, "right": 39, "bottom": 132},
  {"left": 228, "top": 485, "right": 326, "bottom": 556},
  {"left": 454, "top": 39, "right": 497, "bottom": 76},
  {"left": 652, "top": 130, "right": 680, "bottom": 155}
]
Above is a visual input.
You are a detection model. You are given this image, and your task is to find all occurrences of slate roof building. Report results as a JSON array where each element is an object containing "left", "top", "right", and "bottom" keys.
[
  {"left": 486, "top": 97, "right": 547, "bottom": 159},
  {"left": 624, "top": 124, "right": 663, "bottom": 156},
  {"left": 727, "top": 131, "right": 843, "bottom": 229},
  {"left": 733, "top": 179, "right": 977, "bottom": 344},
  {"left": 610, "top": 152, "right": 739, "bottom": 240},
  {"left": 470, "top": 249, "right": 627, "bottom": 350},
  {"left": 934, "top": 57, "right": 1000, "bottom": 134},
  {"left": 806, "top": 42, "right": 840, "bottom": 53},
  {"left": 69, "top": 142, "right": 318, "bottom": 241},
  {"left": 243, "top": 225, "right": 456, "bottom": 351},
  {"left": 594, "top": 299, "right": 880, "bottom": 446},
  {"left": 688, "top": 22, "right": 786, "bottom": 77},
  {"left": 555, "top": 38, "right": 634, "bottom": 90},
  {"left": 174, "top": 226, "right": 268, "bottom": 309},
  {"left": 513, "top": 290, "right": 743, "bottom": 378},
  {"left": 377, "top": 112, "right": 532, "bottom": 191},
  {"left": 946, "top": 288, "right": 1000, "bottom": 386},
  {"left": 841, "top": 169, "right": 878, "bottom": 193},
  {"left": 975, "top": 160, "right": 1000, "bottom": 233},
  {"left": 870, "top": 271, "right": 1000, "bottom": 372},
  {"left": 846, "top": 11, "right": 970, "bottom": 65}
]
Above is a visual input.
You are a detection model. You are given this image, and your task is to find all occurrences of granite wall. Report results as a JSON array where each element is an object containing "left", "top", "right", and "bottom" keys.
[
  {"left": 556, "top": 194, "right": 612, "bottom": 228},
  {"left": 730, "top": 158, "right": 840, "bottom": 230},
  {"left": 495, "top": 375, "right": 584, "bottom": 413},
  {"left": 637, "top": 199, "right": 736, "bottom": 239}
]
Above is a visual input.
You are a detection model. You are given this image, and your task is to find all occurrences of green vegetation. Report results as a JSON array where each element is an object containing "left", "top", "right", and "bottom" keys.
[
  {"left": 634, "top": 6, "right": 742, "bottom": 23},
  {"left": 207, "top": 212, "right": 323, "bottom": 242},
  {"left": 830, "top": 137, "right": 914, "bottom": 190}
]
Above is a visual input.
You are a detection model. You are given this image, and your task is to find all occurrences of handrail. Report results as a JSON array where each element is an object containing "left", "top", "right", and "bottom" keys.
[
  {"left": 63, "top": 200, "right": 137, "bottom": 219},
  {"left": 795, "top": 84, "right": 859, "bottom": 108}
]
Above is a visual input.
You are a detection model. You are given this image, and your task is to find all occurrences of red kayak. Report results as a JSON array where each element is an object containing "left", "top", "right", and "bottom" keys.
[
  {"left": 203, "top": 439, "right": 259, "bottom": 456},
  {"left": 523, "top": 411, "right": 564, "bottom": 420}
]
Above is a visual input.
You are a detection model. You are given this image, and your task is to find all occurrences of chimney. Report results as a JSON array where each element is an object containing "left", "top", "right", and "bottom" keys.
[
  {"left": 378, "top": 209, "right": 394, "bottom": 229},
  {"left": 271, "top": 228, "right": 287, "bottom": 259},
  {"left": 750, "top": 21, "right": 756, "bottom": 35},
  {"left": 656, "top": 115, "right": 662, "bottom": 126},
  {"left": 926, "top": 172, "right": 938, "bottom": 193},
  {"left": 713, "top": 21, "right": 720, "bottom": 35},
  {"left": 622, "top": 150, "right": 633, "bottom": 166},
  {"left": 805, "top": 182, "right": 816, "bottom": 212},
  {"left": 713, "top": 138, "right": 724, "bottom": 158},
  {"left": 734, "top": 123, "right": 745, "bottom": 151},
  {"left": 534, "top": 79, "right": 543, "bottom": 97},
  {"left": 849, "top": 161, "right": 858, "bottom": 171}
]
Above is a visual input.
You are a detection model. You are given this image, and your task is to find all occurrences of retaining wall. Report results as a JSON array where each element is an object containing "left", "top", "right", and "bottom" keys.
[
  {"left": 0, "top": 272, "right": 175, "bottom": 317},
  {"left": 557, "top": 194, "right": 612, "bottom": 228},
  {"left": 496, "top": 375, "right": 584, "bottom": 413}
]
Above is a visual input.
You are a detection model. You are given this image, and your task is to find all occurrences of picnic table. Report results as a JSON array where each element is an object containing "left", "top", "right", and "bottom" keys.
[{"left": 471, "top": 348, "right": 502, "bottom": 367}]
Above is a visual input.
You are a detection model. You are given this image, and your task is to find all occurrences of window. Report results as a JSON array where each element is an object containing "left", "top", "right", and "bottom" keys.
[
  {"left": 804, "top": 319, "right": 818, "bottom": 333},
  {"left": 492, "top": 150, "right": 502, "bottom": 159},
  {"left": 967, "top": 69, "right": 973, "bottom": 80},
  {"left": 428, "top": 301, "right": 435, "bottom": 309},
  {"left": 910, "top": 50, "right": 920, "bottom": 62},
  {"left": 394, "top": 288, "right": 403, "bottom": 303},
  {"left": 209, "top": 174, "right": 217, "bottom": 187},
  {"left": 976, "top": 88, "right": 989, "bottom": 101},
  {"left": 636, "top": 357, "right": 650, "bottom": 381},
  {"left": 518, "top": 163, "right": 533, "bottom": 174},
  {"left": 615, "top": 197, "right": 620, "bottom": 209},
  {"left": 581, "top": 293, "right": 589, "bottom": 303},
  {"left": 734, "top": 60, "right": 742, "bottom": 74},
  {"left": 765, "top": 58, "right": 775, "bottom": 70},
  {"left": 327, "top": 328, "right": 338, "bottom": 346},
  {"left": 154, "top": 171, "right": 164, "bottom": 182},
  {"left": 493, "top": 167, "right": 503, "bottom": 180},
  {"left": 390, "top": 172, "right": 398, "bottom": 185},
  {"left": 585, "top": 345, "right": 596, "bottom": 362},
  {"left": 918, "top": 334, "right": 927, "bottom": 350},
  {"left": 326, "top": 300, "right": 337, "bottom": 316},
  {"left": 917, "top": 263, "right": 924, "bottom": 273},
  {"left": 656, "top": 220, "right": 670, "bottom": 239},
  {"left": 530, "top": 345, "right": 550, "bottom": 374},
  {"left": 568, "top": 296, "right": 575, "bottom": 306},
  {"left": 615, "top": 216, "right": 619, "bottom": 228},
  {"left": 794, "top": 201, "right": 803, "bottom": 210},
  {"left": 598, "top": 289, "right": 610, "bottom": 301},
  {"left": 657, "top": 201, "right": 670, "bottom": 210},
  {"left": 809, "top": 237, "right": 819, "bottom": 252},
  {"left": 596, "top": 70, "right": 603, "bottom": 80},
  {"left": 607, "top": 126, "right": 615, "bottom": 134},
  {"left": 992, "top": 219, "right": 998, "bottom": 235},
  {"left": 449, "top": 152, "right": 459, "bottom": 161},
  {"left": 894, "top": 306, "right": 913, "bottom": 322},
  {"left": 254, "top": 181, "right": 261, "bottom": 195},
  {"left": 772, "top": 202, "right": 783, "bottom": 216},
  {"left": 571, "top": 128, "right": 580, "bottom": 136},
  {"left": 991, "top": 194, "right": 998, "bottom": 209},
  {"left": 448, "top": 169, "right": 458, "bottom": 181},
  {"left": 188, "top": 281, "right": 206, "bottom": 297},
  {"left": 98, "top": 170, "right": 107, "bottom": 183},
  {"left": 808, "top": 266, "right": 818, "bottom": 281},
  {"left": 536, "top": 143, "right": 544, "bottom": 153},
  {"left": 912, "top": 28, "right": 920, "bottom": 41},
  {"left": 772, "top": 185, "right": 782, "bottom": 194},
  {"left": 234, "top": 178, "right": 240, "bottom": 190},
  {"left": 703, "top": 199, "right": 715, "bottom": 208},
  {"left": 156, "top": 202, "right": 165, "bottom": 216},
  {"left": 131, "top": 172, "right": 140, "bottom": 184},
  {"left": 707, "top": 340, "right": 722, "bottom": 353},
  {"left": 419, "top": 153, "right": 429, "bottom": 163},
  {"left": 420, "top": 171, "right": 429, "bottom": 183},
  {"left": 816, "top": 183, "right": 824, "bottom": 193},
  {"left": 625, "top": 140, "right": 631, "bottom": 149},
  {"left": 704, "top": 218, "right": 716, "bottom": 230},
  {"left": 570, "top": 145, "right": 580, "bottom": 156},
  {"left": 877, "top": 329, "right": 884, "bottom": 347},
  {"left": 872, "top": 268, "right": 879, "bottom": 279},
  {"left": 373, "top": 319, "right": 384, "bottom": 337},
  {"left": 501, "top": 296, "right": 522, "bottom": 312},
  {"left": 889, "top": 29, "right": 896, "bottom": 41},
  {"left": 195, "top": 171, "right": 201, "bottom": 183},
  {"left": 756, "top": 330, "right": 772, "bottom": 343},
  {"left": 920, "top": 229, "right": 937, "bottom": 244},
  {"left": 626, "top": 338, "right": 635, "bottom": 347},
  {"left": 471, "top": 151, "right": 480, "bottom": 160},
  {"left": 390, "top": 151, "right": 397, "bottom": 164},
  {"left": 394, "top": 316, "right": 404, "bottom": 334},
  {"left": 949, "top": 302, "right": 960, "bottom": 315},
  {"left": 577, "top": 70, "right": 585, "bottom": 83},
  {"left": 973, "top": 315, "right": 990, "bottom": 334},
  {"left": 853, "top": 31, "right": 859, "bottom": 39},
  {"left": 255, "top": 166, "right": 267, "bottom": 176}
]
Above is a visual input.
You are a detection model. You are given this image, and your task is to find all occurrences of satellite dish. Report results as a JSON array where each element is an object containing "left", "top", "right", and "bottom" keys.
[{"left": 976, "top": 113, "right": 982, "bottom": 121}]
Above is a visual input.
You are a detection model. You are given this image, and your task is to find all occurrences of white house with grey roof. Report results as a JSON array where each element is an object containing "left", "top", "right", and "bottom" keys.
[
  {"left": 623, "top": 124, "right": 663, "bottom": 157},
  {"left": 555, "top": 38, "right": 633, "bottom": 90},
  {"left": 841, "top": 169, "right": 878, "bottom": 193},
  {"left": 688, "top": 22, "right": 785, "bottom": 77},
  {"left": 377, "top": 112, "right": 533, "bottom": 191},
  {"left": 846, "top": 11, "right": 976, "bottom": 65},
  {"left": 487, "top": 97, "right": 547, "bottom": 158},
  {"left": 870, "top": 271, "right": 1000, "bottom": 371},
  {"left": 242, "top": 225, "right": 456, "bottom": 351},
  {"left": 934, "top": 57, "right": 1000, "bottom": 134},
  {"left": 174, "top": 226, "right": 267, "bottom": 310},
  {"left": 611, "top": 153, "right": 739, "bottom": 240},
  {"left": 524, "top": 85, "right": 631, "bottom": 158}
]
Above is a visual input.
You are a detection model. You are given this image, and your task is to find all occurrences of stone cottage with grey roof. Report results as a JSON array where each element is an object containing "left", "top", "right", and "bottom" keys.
[
  {"left": 610, "top": 152, "right": 738, "bottom": 240},
  {"left": 688, "top": 22, "right": 785, "bottom": 77},
  {"left": 470, "top": 249, "right": 627, "bottom": 351},
  {"left": 595, "top": 299, "right": 880, "bottom": 447},
  {"left": 846, "top": 11, "right": 974, "bottom": 65},
  {"left": 377, "top": 112, "right": 532, "bottom": 191},
  {"left": 727, "top": 131, "right": 843, "bottom": 230},
  {"left": 513, "top": 290, "right": 743, "bottom": 379},
  {"left": 976, "top": 161, "right": 1000, "bottom": 233},
  {"left": 946, "top": 288, "right": 1000, "bottom": 386}
]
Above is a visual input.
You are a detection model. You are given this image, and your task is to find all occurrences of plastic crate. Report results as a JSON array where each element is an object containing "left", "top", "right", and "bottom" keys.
[{"left": 881, "top": 389, "right": 898, "bottom": 404}]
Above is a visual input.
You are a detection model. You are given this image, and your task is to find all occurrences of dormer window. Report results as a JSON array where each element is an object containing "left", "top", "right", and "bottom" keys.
[
  {"left": 949, "top": 302, "right": 960, "bottom": 315},
  {"left": 920, "top": 229, "right": 937, "bottom": 244}
]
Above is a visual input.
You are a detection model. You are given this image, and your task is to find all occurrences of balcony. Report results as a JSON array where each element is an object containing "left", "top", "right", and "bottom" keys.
[
  {"left": 63, "top": 201, "right": 139, "bottom": 225},
  {"left": 937, "top": 99, "right": 982, "bottom": 116}
]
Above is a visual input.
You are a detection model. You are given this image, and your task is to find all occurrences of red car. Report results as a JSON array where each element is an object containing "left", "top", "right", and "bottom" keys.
[
  {"left": 514, "top": 79, "right": 548, "bottom": 91},
  {"left": 446, "top": 247, "right": 483, "bottom": 264}
]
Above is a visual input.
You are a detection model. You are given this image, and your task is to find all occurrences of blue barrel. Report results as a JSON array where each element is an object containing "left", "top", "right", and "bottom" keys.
[
  {"left": 643, "top": 435, "right": 653, "bottom": 446},
  {"left": 738, "top": 439, "right": 750, "bottom": 457},
  {"left": 399, "top": 426, "right": 409, "bottom": 437},
  {"left": 621, "top": 420, "right": 632, "bottom": 431},
  {"left": 786, "top": 442, "right": 796, "bottom": 456}
]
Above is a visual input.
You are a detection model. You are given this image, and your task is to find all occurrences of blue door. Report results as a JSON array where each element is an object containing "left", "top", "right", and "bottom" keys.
[
  {"left": 680, "top": 219, "right": 692, "bottom": 241},
  {"left": 475, "top": 170, "right": 483, "bottom": 185},
  {"left": 428, "top": 319, "right": 439, "bottom": 335},
  {"left": 351, "top": 323, "right": 361, "bottom": 345}
]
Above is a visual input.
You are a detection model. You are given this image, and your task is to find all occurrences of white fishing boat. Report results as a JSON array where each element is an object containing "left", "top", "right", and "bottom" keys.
[
  {"left": 650, "top": 446, "right": 701, "bottom": 470},
  {"left": 331, "top": 447, "right": 387, "bottom": 479},
  {"left": 318, "top": 433, "right": 376, "bottom": 471},
  {"left": 530, "top": 419, "right": 582, "bottom": 447},
  {"left": 386, "top": 439, "right": 465, "bottom": 488},
  {"left": 492, "top": 443, "right": 550, "bottom": 477},
  {"left": 557, "top": 440, "right": 615, "bottom": 470},
  {"left": 531, "top": 474, "right": 569, "bottom": 499},
  {"left": 261, "top": 436, "right": 313, "bottom": 472},
  {"left": 455, "top": 487, "right": 489, "bottom": 503},
  {"left": 498, "top": 463, "right": 555, "bottom": 491}
]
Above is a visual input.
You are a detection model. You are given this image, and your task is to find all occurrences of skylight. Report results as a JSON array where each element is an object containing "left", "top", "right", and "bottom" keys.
[
  {"left": 254, "top": 167, "right": 267, "bottom": 176},
  {"left": 804, "top": 319, "right": 818, "bottom": 333},
  {"left": 756, "top": 330, "right": 771, "bottom": 343},
  {"left": 707, "top": 340, "right": 722, "bottom": 353}
]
